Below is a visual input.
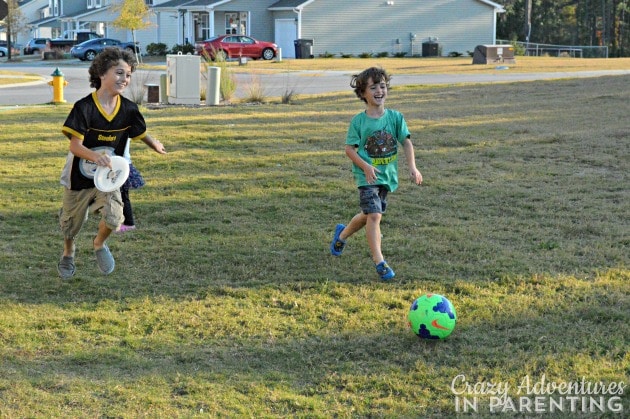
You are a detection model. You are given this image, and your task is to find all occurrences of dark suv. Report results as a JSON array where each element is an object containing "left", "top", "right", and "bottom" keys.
[{"left": 23, "top": 38, "right": 50, "bottom": 55}]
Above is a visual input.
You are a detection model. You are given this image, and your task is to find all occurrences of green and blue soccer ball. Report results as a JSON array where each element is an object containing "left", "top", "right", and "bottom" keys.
[{"left": 408, "top": 293, "right": 457, "bottom": 339}]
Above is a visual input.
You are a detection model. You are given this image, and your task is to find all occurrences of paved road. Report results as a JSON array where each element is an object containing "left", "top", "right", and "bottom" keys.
[{"left": 1, "top": 57, "right": 630, "bottom": 106}]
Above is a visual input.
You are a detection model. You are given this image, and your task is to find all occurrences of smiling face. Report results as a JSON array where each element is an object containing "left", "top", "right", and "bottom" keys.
[
  {"left": 350, "top": 67, "right": 391, "bottom": 104},
  {"left": 363, "top": 77, "right": 388, "bottom": 107},
  {"left": 99, "top": 59, "right": 132, "bottom": 95}
]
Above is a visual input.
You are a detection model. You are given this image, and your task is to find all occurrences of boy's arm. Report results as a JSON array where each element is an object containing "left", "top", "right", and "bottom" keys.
[
  {"left": 141, "top": 134, "right": 167, "bottom": 154},
  {"left": 402, "top": 137, "right": 423, "bottom": 185},
  {"left": 69, "top": 136, "right": 112, "bottom": 168},
  {"left": 345, "top": 144, "right": 380, "bottom": 184}
]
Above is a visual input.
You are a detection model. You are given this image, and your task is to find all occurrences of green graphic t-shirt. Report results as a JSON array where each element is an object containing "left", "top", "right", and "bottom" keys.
[{"left": 345, "top": 109, "right": 410, "bottom": 192}]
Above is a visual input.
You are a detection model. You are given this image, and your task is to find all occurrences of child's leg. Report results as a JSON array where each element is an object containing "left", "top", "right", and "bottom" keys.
[
  {"left": 365, "top": 212, "right": 384, "bottom": 264},
  {"left": 120, "top": 185, "right": 135, "bottom": 226},
  {"left": 339, "top": 212, "right": 367, "bottom": 241},
  {"left": 92, "top": 190, "right": 123, "bottom": 247},
  {"left": 93, "top": 219, "right": 113, "bottom": 250},
  {"left": 60, "top": 188, "right": 93, "bottom": 257},
  {"left": 63, "top": 237, "right": 75, "bottom": 257}
]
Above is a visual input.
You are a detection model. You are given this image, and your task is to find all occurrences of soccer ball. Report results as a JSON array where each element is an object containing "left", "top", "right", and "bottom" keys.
[{"left": 408, "top": 293, "right": 457, "bottom": 339}]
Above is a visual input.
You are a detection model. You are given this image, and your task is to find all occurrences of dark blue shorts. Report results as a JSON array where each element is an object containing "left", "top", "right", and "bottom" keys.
[{"left": 359, "top": 185, "right": 388, "bottom": 214}]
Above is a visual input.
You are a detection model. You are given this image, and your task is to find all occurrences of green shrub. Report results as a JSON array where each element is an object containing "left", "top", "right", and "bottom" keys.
[
  {"left": 375, "top": 51, "right": 389, "bottom": 58},
  {"left": 170, "top": 43, "right": 195, "bottom": 55},
  {"left": 358, "top": 52, "right": 372, "bottom": 58},
  {"left": 146, "top": 43, "right": 168, "bottom": 56},
  {"left": 511, "top": 37, "right": 527, "bottom": 56},
  {"left": 199, "top": 48, "right": 237, "bottom": 102}
]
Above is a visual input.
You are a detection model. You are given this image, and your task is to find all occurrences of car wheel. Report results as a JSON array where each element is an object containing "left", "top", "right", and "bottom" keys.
[
  {"left": 85, "top": 50, "right": 97, "bottom": 61},
  {"left": 125, "top": 46, "right": 135, "bottom": 54},
  {"left": 0, "top": 51, "right": 5, "bottom": 57},
  {"left": 262, "top": 48, "right": 275, "bottom": 60},
  {"left": 33, "top": 49, "right": 40, "bottom": 54}
]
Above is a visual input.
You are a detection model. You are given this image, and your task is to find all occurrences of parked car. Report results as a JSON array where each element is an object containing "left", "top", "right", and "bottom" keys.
[
  {"left": 0, "top": 45, "right": 21, "bottom": 57},
  {"left": 194, "top": 35, "right": 278, "bottom": 60},
  {"left": 23, "top": 38, "right": 50, "bottom": 55},
  {"left": 50, "top": 31, "right": 102, "bottom": 51},
  {"left": 70, "top": 38, "right": 140, "bottom": 61}
]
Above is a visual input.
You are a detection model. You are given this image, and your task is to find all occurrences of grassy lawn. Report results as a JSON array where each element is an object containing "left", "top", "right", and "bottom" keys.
[
  {"left": 0, "top": 63, "right": 628, "bottom": 416},
  {"left": 224, "top": 55, "right": 630, "bottom": 74}
]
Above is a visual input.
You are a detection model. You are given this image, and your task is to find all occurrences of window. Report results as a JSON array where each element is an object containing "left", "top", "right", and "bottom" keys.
[
  {"left": 193, "top": 12, "right": 210, "bottom": 41},
  {"left": 225, "top": 13, "right": 237, "bottom": 35}
]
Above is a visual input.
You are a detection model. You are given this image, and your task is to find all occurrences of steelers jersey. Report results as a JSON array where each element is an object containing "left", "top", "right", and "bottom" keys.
[{"left": 61, "top": 92, "right": 147, "bottom": 190}]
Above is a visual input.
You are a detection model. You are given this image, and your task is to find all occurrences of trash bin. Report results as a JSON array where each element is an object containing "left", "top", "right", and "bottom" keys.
[
  {"left": 422, "top": 42, "right": 439, "bottom": 57},
  {"left": 294, "top": 38, "right": 314, "bottom": 59},
  {"left": 294, "top": 39, "right": 302, "bottom": 59}
]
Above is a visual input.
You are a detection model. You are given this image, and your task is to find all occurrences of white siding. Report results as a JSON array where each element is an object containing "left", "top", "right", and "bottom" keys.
[{"left": 15, "top": 0, "right": 51, "bottom": 45}]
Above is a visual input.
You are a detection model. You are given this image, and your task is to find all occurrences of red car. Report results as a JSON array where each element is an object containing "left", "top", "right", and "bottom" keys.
[{"left": 195, "top": 35, "right": 278, "bottom": 60}]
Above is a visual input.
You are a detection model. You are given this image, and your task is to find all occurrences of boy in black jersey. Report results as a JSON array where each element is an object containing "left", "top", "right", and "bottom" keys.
[{"left": 58, "top": 47, "right": 166, "bottom": 279}]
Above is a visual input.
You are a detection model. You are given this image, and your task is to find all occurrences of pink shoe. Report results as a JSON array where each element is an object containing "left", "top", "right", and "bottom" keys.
[{"left": 118, "top": 225, "right": 136, "bottom": 233}]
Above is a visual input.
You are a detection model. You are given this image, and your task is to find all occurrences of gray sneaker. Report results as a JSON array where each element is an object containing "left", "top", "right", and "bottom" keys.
[
  {"left": 57, "top": 256, "right": 76, "bottom": 279},
  {"left": 95, "top": 244, "right": 115, "bottom": 275}
]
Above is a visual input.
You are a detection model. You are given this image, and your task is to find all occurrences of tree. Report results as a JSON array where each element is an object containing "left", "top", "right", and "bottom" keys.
[
  {"left": 111, "top": 0, "right": 154, "bottom": 63},
  {"left": 2, "top": 0, "right": 26, "bottom": 60},
  {"left": 497, "top": 0, "right": 630, "bottom": 56}
]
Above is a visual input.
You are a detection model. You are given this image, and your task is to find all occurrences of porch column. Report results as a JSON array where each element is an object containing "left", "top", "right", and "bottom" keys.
[{"left": 207, "top": 7, "right": 215, "bottom": 37}]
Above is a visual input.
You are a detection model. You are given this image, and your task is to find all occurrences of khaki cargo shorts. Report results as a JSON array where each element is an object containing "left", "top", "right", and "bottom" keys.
[{"left": 59, "top": 187, "right": 124, "bottom": 239}]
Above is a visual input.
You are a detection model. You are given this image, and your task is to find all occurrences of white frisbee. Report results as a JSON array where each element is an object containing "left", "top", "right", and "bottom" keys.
[{"left": 94, "top": 156, "right": 130, "bottom": 192}]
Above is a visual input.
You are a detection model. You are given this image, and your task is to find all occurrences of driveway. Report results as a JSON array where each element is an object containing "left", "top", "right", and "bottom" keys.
[{"left": 1, "top": 57, "right": 629, "bottom": 106}]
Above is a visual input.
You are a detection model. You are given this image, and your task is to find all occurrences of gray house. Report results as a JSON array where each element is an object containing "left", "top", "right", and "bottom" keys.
[
  {"left": 152, "top": 0, "right": 505, "bottom": 58},
  {"left": 11, "top": 0, "right": 128, "bottom": 46},
  {"left": 8, "top": 0, "right": 504, "bottom": 58}
]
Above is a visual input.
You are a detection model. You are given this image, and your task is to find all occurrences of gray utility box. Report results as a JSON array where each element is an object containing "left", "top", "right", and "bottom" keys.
[
  {"left": 472, "top": 45, "right": 516, "bottom": 64},
  {"left": 166, "top": 53, "right": 200, "bottom": 104}
]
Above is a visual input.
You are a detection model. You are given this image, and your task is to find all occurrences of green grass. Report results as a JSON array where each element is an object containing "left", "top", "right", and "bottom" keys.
[{"left": 0, "top": 71, "right": 628, "bottom": 417}]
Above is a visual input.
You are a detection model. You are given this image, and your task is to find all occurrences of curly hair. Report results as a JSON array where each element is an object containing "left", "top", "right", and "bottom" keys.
[
  {"left": 350, "top": 67, "right": 391, "bottom": 103},
  {"left": 88, "top": 47, "right": 138, "bottom": 89}
]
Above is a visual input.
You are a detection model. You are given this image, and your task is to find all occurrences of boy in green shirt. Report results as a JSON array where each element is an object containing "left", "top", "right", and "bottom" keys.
[{"left": 330, "top": 67, "right": 423, "bottom": 280}]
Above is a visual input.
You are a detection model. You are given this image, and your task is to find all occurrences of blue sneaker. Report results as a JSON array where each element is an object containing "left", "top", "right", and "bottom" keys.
[
  {"left": 330, "top": 224, "right": 346, "bottom": 256},
  {"left": 376, "top": 261, "right": 395, "bottom": 281}
]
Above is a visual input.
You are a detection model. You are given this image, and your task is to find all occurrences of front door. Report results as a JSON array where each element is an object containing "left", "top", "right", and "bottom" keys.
[{"left": 275, "top": 19, "right": 297, "bottom": 58}]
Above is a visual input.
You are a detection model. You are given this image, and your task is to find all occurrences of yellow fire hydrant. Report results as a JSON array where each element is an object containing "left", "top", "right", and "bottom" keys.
[{"left": 48, "top": 67, "right": 68, "bottom": 104}]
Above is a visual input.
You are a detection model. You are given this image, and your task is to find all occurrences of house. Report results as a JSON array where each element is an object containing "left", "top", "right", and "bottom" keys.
[
  {"left": 0, "top": 1, "right": 8, "bottom": 21},
  {"left": 150, "top": 0, "right": 505, "bottom": 58},
  {"left": 6, "top": 0, "right": 504, "bottom": 58},
  {"left": 11, "top": 0, "right": 132, "bottom": 47}
]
